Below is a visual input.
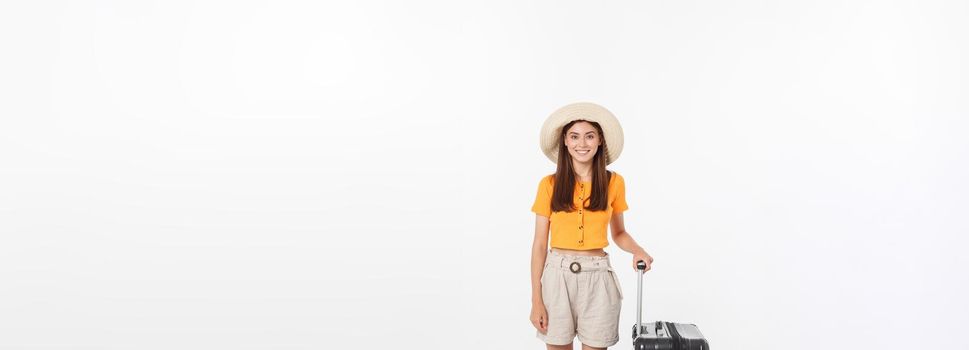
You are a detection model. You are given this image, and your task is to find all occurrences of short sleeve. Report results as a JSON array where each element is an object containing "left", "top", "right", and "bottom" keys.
[
  {"left": 612, "top": 173, "right": 629, "bottom": 213},
  {"left": 531, "top": 176, "right": 552, "bottom": 217}
]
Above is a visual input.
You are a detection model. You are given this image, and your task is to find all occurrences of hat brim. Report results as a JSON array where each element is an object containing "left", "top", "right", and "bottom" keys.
[{"left": 540, "top": 102, "right": 624, "bottom": 165}]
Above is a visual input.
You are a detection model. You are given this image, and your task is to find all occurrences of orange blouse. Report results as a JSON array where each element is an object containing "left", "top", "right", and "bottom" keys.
[{"left": 531, "top": 171, "right": 629, "bottom": 250}]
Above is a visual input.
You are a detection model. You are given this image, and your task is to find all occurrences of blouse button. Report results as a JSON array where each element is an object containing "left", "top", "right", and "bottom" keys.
[{"left": 579, "top": 226, "right": 583, "bottom": 229}]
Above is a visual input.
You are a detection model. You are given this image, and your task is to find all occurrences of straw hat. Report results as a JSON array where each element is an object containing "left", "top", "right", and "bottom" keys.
[{"left": 540, "top": 102, "right": 624, "bottom": 165}]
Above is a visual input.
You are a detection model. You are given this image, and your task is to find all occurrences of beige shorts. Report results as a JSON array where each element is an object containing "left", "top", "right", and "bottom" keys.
[{"left": 536, "top": 250, "right": 623, "bottom": 348}]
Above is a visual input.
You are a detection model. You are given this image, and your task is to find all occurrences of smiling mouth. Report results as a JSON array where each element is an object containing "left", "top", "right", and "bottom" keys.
[{"left": 576, "top": 150, "right": 590, "bottom": 155}]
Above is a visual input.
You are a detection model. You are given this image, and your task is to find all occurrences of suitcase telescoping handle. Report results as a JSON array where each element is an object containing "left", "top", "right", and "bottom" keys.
[{"left": 636, "top": 260, "right": 647, "bottom": 334}]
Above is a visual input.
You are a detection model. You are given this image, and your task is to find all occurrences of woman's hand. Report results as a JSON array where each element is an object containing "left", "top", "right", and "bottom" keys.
[
  {"left": 530, "top": 303, "right": 548, "bottom": 334},
  {"left": 632, "top": 249, "right": 653, "bottom": 273}
]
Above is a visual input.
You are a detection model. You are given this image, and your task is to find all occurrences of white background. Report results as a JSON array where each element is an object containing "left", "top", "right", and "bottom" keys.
[{"left": 1, "top": 1, "right": 967, "bottom": 349}]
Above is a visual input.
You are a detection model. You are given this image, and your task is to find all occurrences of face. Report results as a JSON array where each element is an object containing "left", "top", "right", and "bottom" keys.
[{"left": 563, "top": 121, "right": 601, "bottom": 164}]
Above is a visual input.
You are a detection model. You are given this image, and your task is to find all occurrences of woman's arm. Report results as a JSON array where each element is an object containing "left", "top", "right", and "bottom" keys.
[
  {"left": 610, "top": 212, "right": 654, "bottom": 272},
  {"left": 531, "top": 214, "right": 551, "bottom": 304},
  {"left": 530, "top": 214, "right": 551, "bottom": 333}
]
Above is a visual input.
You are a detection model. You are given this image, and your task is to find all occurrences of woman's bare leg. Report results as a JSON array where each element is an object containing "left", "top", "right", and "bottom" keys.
[{"left": 546, "top": 341, "right": 573, "bottom": 350}]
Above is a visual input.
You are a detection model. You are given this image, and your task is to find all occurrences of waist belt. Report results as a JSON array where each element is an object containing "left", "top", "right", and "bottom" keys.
[{"left": 545, "top": 252, "right": 613, "bottom": 273}]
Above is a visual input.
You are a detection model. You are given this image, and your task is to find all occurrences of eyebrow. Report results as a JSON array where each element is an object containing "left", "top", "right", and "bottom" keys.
[{"left": 568, "top": 131, "right": 597, "bottom": 135}]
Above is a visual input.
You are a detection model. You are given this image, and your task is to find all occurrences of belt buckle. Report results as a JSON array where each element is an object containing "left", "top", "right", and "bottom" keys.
[{"left": 569, "top": 261, "right": 581, "bottom": 273}]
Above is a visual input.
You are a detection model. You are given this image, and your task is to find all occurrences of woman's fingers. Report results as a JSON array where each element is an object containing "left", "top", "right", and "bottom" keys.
[
  {"left": 633, "top": 258, "right": 653, "bottom": 272},
  {"left": 539, "top": 309, "right": 547, "bottom": 333},
  {"left": 531, "top": 315, "right": 547, "bottom": 333}
]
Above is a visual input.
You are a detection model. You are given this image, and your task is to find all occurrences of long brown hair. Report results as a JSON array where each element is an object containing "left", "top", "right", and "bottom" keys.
[{"left": 551, "top": 120, "right": 613, "bottom": 213}]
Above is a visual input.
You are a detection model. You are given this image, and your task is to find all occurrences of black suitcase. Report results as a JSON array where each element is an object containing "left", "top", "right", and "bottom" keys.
[{"left": 631, "top": 261, "right": 710, "bottom": 350}]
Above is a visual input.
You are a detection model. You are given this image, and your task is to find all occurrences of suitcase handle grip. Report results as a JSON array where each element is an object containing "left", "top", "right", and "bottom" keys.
[{"left": 636, "top": 260, "right": 647, "bottom": 270}]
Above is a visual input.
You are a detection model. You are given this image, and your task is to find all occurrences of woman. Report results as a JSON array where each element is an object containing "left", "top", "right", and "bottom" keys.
[{"left": 530, "top": 102, "right": 654, "bottom": 350}]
